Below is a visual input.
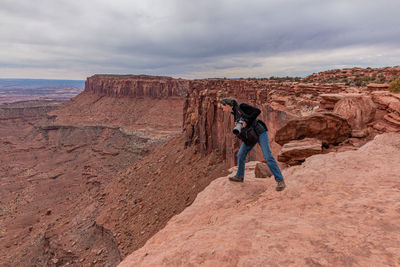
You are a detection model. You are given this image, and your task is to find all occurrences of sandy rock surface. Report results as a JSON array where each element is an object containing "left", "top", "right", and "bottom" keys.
[
  {"left": 333, "top": 95, "right": 376, "bottom": 130},
  {"left": 278, "top": 138, "right": 322, "bottom": 165},
  {"left": 120, "top": 133, "right": 400, "bottom": 267}
]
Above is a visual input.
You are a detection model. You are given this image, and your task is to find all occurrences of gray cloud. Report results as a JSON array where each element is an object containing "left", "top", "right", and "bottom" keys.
[{"left": 0, "top": 0, "right": 399, "bottom": 79}]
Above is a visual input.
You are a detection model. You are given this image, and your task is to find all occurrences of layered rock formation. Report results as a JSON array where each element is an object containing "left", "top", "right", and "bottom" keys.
[
  {"left": 304, "top": 66, "right": 400, "bottom": 85},
  {"left": 275, "top": 113, "right": 351, "bottom": 146},
  {"left": 277, "top": 138, "right": 322, "bottom": 165},
  {"left": 119, "top": 133, "right": 400, "bottom": 267},
  {"left": 370, "top": 91, "right": 400, "bottom": 132},
  {"left": 182, "top": 79, "right": 360, "bottom": 166},
  {"left": 50, "top": 75, "right": 190, "bottom": 135},
  {"left": 333, "top": 95, "right": 376, "bottom": 131},
  {"left": 0, "top": 101, "right": 60, "bottom": 120},
  {"left": 85, "top": 74, "right": 188, "bottom": 98}
]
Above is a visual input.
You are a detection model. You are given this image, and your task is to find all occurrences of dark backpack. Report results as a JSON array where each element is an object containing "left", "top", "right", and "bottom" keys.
[{"left": 239, "top": 119, "right": 267, "bottom": 146}]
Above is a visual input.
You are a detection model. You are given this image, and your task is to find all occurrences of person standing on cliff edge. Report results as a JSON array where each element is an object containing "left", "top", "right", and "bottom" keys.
[{"left": 221, "top": 97, "right": 286, "bottom": 191}]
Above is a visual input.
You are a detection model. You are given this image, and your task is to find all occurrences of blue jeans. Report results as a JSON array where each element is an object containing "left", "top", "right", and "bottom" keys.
[{"left": 235, "top": 131, "right": 283, "bottom": 182}]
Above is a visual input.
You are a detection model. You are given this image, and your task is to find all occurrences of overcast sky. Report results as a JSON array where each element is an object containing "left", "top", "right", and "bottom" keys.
[{"left": 1, "top": 0, "right": 399, "bottom": 80}]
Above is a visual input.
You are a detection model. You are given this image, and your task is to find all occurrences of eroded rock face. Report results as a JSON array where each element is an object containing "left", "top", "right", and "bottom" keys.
[
  {"left": 333, "top": 94, "right": 376, "bottom": 130},
  {"left": 367, "top": 83, "right": 389, "bottom": 91},
  {"left": 370, "top": 91, "right": 400, "bottom": 133},
  {"left": 182, "top": 79, "right": 356, "bottom": 166},
  {"left": 183, "top": 79, "right": 297, "bottom": 166},
  {"left": 319, "top": 94, "right": 345, "bottom": 110},
  {"left": 277, "top": 138, "right": 322, "bottom": 165},
  {"left": 275, "top": 112, "right": 351, "bottom": 146},
  {"left": 85, "top": 74, "right": 189, "bottom": 98}
]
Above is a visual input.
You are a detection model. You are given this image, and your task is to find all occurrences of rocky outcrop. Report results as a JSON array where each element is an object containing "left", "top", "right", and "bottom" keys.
[
  {"left": 370, "top": 91, "right": 400, "bottom": 133},
  {"left": 367, "top": 83, "right": 389, "bottom": 91},
  {"left": 119, "top": 133, "right": 400, "bottom": 267},
  {"left": 0, "top": 102, "right": 60, "bottom": 120},
  {"left": 277, "top": 138, "right": 322, "bottom": 165},
  {"left": 182, "top": 79, "right": 365, "bottom": 166},
  {"left": 50, "top": 91, "right": 185, "bottom": 134},
  {"left": 304, "top": 66, "right": 400, "bottom": 85},
  {"left": 183, "top": 79, "right": 300, "bottom": 166},
  {"left": 319, "top": 94, "right": 345, "bottom": 110},
  {"left": 333, "top": 94, "right": 376, "bottom": 130},
  {"left": 254, "top": 162, "right": 272, "bottom": 178},
  {"left": 275, "top": 112, "right": 351, "bottom": 146},
  {"left": 85, "top": 74, "right": 189, "bottom": 98}
]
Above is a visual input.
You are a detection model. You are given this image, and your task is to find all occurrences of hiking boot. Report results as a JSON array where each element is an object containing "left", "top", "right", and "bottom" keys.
[
  {"left": 229, "top": 175, "right": 244, "bottom": 182},
  {"left": 276, "top": 179, "right": 286, "bottom": 191}
]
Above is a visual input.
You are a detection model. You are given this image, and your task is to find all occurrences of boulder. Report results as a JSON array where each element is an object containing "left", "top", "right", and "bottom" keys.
[
  {"left": 275, "top": 112, "right": 351, "bottom": 146},
  {"left": 278, "top": 138, "right": 322, "bottom": 165},
  {"left": 370, "top": 91, "right": 399, "bottom": 109},
  {"left": 254, "top": 162, "right": 272, "bottom": 178},
  {"left": 333, "top": 95, "right": 376, "bottom": 130},
  {"left": 367, "top": 83, "right": 389, "bottom": 91}
]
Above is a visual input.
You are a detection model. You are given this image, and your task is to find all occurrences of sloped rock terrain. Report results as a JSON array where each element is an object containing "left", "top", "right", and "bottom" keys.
[
  {"left": 0, "top": 75, "right": 191, "bottom": 266},
  {"left": 120, "top": 133, "right": 400, "bottom": 267}
]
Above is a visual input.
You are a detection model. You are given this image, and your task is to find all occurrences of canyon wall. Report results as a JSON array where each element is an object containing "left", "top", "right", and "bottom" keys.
[
  {"left": 85, "top": 74, "right": 189, "bottom": 98},
  {"left": 182, "top": 79, "right": 361, "bottom": 166},
  {"left": 0, "top": 102, "right": 59, "bottom": 120},
  {"left": 51, "top": 75, "right": 190, "bottom": 134},
  {"left": 0, "top": 74, "right": 193, "bottom": 266}
]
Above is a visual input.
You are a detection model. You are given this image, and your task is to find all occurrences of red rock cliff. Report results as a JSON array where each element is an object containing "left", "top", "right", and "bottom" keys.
[
  {"left": 85, "top": 74, "right": 189, "bottom": 98},
  {"left": 52, "top": 75, "right": 190, "bottom": 134},
  {"left": 182, "top": 79, "right": 358, "bottom": 166}
]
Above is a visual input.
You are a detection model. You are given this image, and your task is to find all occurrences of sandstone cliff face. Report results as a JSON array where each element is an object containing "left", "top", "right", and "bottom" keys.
[
  {"left": 182, "top": 79, "right": 360, "bottom": 166},
  {"left": 52, "top": 75, "right": 190, "bottom": 135},
  {"left": 85, "top": 74, "right": 189, "bottom": 98},
  {"left": 119, "top": 133, "right": 400, "bottom": 267},
  {"left": 0, "top": 104, "right": 59, "bottom": 120}
]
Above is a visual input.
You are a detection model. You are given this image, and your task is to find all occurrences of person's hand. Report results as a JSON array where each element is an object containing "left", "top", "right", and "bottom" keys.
[{"left": 239, "top": 120, "right": 247, "bottom": 128}]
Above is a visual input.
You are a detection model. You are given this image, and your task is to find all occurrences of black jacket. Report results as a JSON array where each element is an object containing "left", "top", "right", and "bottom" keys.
[
  {"left": 233, "top": 103, "right": 268, "bottom": 134},
  {"left": 237, "top": 103, "right": 261, "bottom": 125}
]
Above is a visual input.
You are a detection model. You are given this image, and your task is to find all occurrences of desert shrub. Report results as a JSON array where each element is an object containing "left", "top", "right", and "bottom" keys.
[
  {"left": 389, "top": 77, "right": 400, "bottom": 93},
  {"left": 362, "top": 76, "right": 371, "bottom": 82},
  {"left": 354, "top": 77, "right": 363, "bottom": 87},
  {"left": 355, "top": 80, "right": 363, "bottom": 87}
]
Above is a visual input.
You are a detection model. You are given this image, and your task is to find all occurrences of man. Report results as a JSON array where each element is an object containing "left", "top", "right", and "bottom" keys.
[{"left": 221, "top": 97, "right": 286, "bottom": 191}]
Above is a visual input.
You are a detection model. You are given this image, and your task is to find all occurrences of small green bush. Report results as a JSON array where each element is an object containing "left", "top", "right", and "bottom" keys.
[{"left": 389, "top": 77, "right": 400, "bottom": 93}]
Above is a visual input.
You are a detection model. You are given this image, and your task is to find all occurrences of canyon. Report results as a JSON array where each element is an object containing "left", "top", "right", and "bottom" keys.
[
  {"left": 1, "top": 68, "right": 399, "bottom": 266},
  {"left": 0, "top": 75, "right": 194, "bottom": 266}
]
